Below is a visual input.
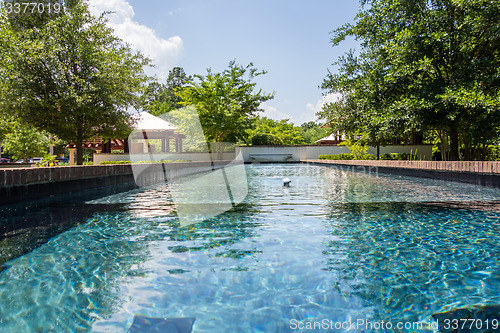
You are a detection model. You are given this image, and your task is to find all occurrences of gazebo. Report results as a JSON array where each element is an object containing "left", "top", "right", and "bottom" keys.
[
  {"left": 66, "top": 112, "right": 186, "bottom": 163},
  {"left": 315, "top": 132, "right": 345, "bottom": 145},
  {"left": 128, "top": 112, "right": 186, "bottom": 153}
]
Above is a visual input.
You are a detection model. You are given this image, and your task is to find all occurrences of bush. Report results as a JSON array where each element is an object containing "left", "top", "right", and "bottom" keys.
[
  {"left": 251, "top": 133, "right": 283, "bottom": 145},
  {"left": 486, "top": 145, "right": 500, "bottom": 161},
  {"left": 380, "top": 153, "right": 410, "bottom": 160},
  {"left": 99, "top": 160, "right": 192, "bottom": 165},
  {"left": 318, "top": 153, "right": 376, "bottom": 160},
  {"left": 99, "top": 161, "right": 131, "bottom": 165}
]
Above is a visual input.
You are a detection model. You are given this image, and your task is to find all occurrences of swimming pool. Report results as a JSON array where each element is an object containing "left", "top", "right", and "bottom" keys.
[{"left": 0, "top": 164, "right": 499, "bottom": 332}]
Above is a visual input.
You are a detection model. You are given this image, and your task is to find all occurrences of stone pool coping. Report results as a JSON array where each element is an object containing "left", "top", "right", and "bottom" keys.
[{"left": 302, "top": 159, "right": 500, "bottom": 187}]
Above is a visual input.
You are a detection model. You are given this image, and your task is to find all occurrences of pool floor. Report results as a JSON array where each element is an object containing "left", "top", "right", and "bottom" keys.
[{"left": 0, "top": 164, "right": 499, "bottom": 332}]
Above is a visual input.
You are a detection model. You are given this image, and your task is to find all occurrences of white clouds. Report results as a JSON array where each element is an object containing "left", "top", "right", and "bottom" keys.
[
  {"left": 260, "top": 102, "right": 292, "bottom": 121},
  {"left": 306, "top": 93, "right": 341, "bottom": 116},
  {"left": 259, "top": 93, "right": 341, "bottom": 125},
  {"left": 88, "top": 0, "right": 184, "bottom": 79},
  {"left": 168, "top": 8, "right": 182, "bottom": 16}
]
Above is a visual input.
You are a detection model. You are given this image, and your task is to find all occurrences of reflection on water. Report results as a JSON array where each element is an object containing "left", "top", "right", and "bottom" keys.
[
  {"left": 0, "top": 164, "right": 499, "bottom": 332},
  {"left": 322, "top": 202, "right": 500, "bottom": 325}
]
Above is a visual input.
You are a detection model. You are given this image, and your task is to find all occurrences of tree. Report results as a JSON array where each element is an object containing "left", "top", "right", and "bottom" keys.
[
  {"left": 177, "top": 61, "right": 275, "bottom": 144},
  {"left": 3, "top": 122, "right": 49, "bottom": 161},
  {"left": 2, "top": 0, "right": 73, "bottom": 31},
  {"left": 143, "top": 67, "right": 192, "bottom": 116},
  {"left": 299, "top": 121, "right": 329, "bottom": 144},
  {"left": 320, "top": 0, "right": 500, "bottom": 160},
  {"left": 0, "top": 1, "right": 151, "bottom": 164},
  {"left": 247, "top": 117, "right": 304, "bottom": 145}
]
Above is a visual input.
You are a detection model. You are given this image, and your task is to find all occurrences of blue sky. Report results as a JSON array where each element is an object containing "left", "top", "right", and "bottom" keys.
[{"left": 89, "top": 0, "right": 361, "bottom": 125}]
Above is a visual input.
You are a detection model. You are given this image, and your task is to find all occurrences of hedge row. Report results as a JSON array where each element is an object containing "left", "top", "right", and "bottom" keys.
[
  {"left": 99, "top": 160, "right": 191, "bottom": 165},
  {"left": 379, "top": 153, "right": 411, "bottom": 160},
  {"left": 318, "top": 153, "right": 377, "bottom": 160}
]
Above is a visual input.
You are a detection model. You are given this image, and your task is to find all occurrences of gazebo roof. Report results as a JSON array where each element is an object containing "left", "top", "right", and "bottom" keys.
[
  {"left": 315, "top": 133, "right": 338, "bottom": 143},
  {"left": 132, "top": 111, "right": 177, "bottom": 131}
]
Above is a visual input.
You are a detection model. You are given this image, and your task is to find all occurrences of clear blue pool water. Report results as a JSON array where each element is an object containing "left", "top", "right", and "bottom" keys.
[{"left": 0, "top": 164, "right": 499, "bottom": 332}]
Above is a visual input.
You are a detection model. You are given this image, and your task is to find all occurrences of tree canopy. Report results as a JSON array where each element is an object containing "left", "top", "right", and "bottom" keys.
[
  {"left": 319, "top": 0, "right": 500, "bottom": 160},
  {"left": 143, "top": 67, "right": 192, "bottom": 116},
  {"left": 177, "top": 61, "right": 275, "bottom": 144},
  {"left": 299, "top": 121, "right": 329, "bottom": 144},
  {"left": 0, "top": 1, "right": 151, "bottom": 164},
  {"left": 247, "top": 117, "right": 304, "bottom": 145},
  {"left": 3, "top": 122, "right": 49, "bottom": 161}
]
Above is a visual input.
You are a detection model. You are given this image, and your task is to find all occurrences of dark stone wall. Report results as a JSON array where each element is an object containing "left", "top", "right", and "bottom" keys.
[{"left": 0, "top": 161, "right": 230, "bottom": 205}]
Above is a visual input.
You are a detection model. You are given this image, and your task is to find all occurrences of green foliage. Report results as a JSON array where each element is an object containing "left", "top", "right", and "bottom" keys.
[
  {"left": 159, "top": 106, "right": 210, "bottom": 152},
  {"left": 247, "top": 117, "right": 304, "bottom": 145},
  {"left": 143, "top": 67, "right": 192, "bottom": 115},
  {"left": 318, "top": 153, "right": 376, "bottom": 160},
  {"left": 177, "top": 60, "right": 275, "bottom": 143},
  {"left": 99, "top": 160, "right": 192, "bottom": 165},
  {"left": 299, "top": 121, "right": 329, "bottom": 144},
  {"left": 3, "top": 123, "right": 49, "bottom": 160},
  {"left": 338, "top": 137, "right": 371, "bottom": 159},
  {"left": 320, "top": 0, "right": 500, "bottom": 161},
  {"left": 251, "top": 133, "right": 283, "bottom": 145},
  {"left": 99, "top": 160, "right": 132, "bottom": 164},
  {"left": 484, "top": 146, "right": 500, "bottom": 161},
  {"left": 36, "top": 154, "right": 58, "bottom": 167},
  {"left": 1, "top": 0, "right": 72, "bottom": 31},
  {"left": 0, "top": 115, "right": 15, "bottom": 142},
  {"left": 380, "top": 153, "right": 410, "bottom": 160},
  {"left": 0, "top": 2, "right": 152, "bottom": 164}
]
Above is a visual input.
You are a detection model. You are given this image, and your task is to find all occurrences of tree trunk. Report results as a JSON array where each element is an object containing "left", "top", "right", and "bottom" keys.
[
  {"left": 76, "top": 140, "right": 84, "bottom": 165},
  {"left": 449, "top": 127, "right": 460, "bottom": 161},
  {"left": 124, "top": 138, "right": 129, "bottom": 153},
  {"left": 376, "top": 144, "right": 380, "bottom": 160},
  {"left": 441, "top": 130, "right": 448, "bottom": 161}
]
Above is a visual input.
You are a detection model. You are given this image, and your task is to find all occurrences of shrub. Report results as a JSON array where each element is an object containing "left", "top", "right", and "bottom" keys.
[
  {"left": 99, "top": 160, "right": 192, "bottom": 165},
  {"left": 380, "top": 153, "right": 410, "bottom": 160},
  {"left": 318, "top": 153, "right": 376, "bottom": 160},
  {"left": 99, "top": 160, "right": 131, "bottom": 165},
  {"left": 486, "top": 145, "right": 500, "bottom": 161},
  {"left": 338, "top": 138, "right": 371, "bottom": 159},
  {"left": 251, "top": 133, "right": 283, "bottom": 145}
]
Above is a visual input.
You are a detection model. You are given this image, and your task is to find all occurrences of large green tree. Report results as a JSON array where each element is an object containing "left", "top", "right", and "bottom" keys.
[
  {"left": 247, "top": 117, "right": 304, "bottom": 145},
  {"left": 143, "top": 67, "right": 192, "bottom": 116},
  {"left": 177, "top": 61, "right": 275, "bottom": 144},
  {"left": 320, "top": 0, "right": 500, "bottom": 160},
  {"left": 0, "top": 1, "right": 151, "bottom": 164},
  {"left": 3, "top": 122, "right": 49, "bottom": 161},
  {"left": 299, "top": 121, "right": 330, "bottom": 144}
]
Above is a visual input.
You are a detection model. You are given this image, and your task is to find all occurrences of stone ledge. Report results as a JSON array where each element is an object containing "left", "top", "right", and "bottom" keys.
[
  {"left": 302, "top": 159, "right": 500, "bottom": 187},
  {"left": 0, "top": 161, "right": 230, "bottom": 188},
  {"left": 302, "top": 159, "right": 500, "bottom": 174},
  {"left": 0, "top": 161, "right": 235, "bottom": 205}
]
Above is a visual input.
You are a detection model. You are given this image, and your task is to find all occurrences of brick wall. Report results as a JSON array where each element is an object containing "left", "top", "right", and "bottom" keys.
[
  {"left": 302, "top": 160, "right": 500, "bottom": 174},
  {"left": 0, "top": 165, "right": 133, "bottom": 188},
  {"left": 0, "top": 161, "right": 231, "bottom": 205}
]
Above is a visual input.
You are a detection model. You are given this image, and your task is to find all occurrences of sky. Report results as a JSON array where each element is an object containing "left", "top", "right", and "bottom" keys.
[{"left": 88, "top": 0, "right": 361, "bottom": 125}]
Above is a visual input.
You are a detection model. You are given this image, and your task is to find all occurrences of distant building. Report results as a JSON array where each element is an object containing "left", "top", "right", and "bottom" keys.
[{"left": 67, "top": 112, "right": 186, "bottom": 153}]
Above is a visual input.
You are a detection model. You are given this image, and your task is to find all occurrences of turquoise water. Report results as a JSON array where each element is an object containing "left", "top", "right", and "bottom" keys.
[{"left": 0, "top": 164, "right": 499, "bottom": 332}]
